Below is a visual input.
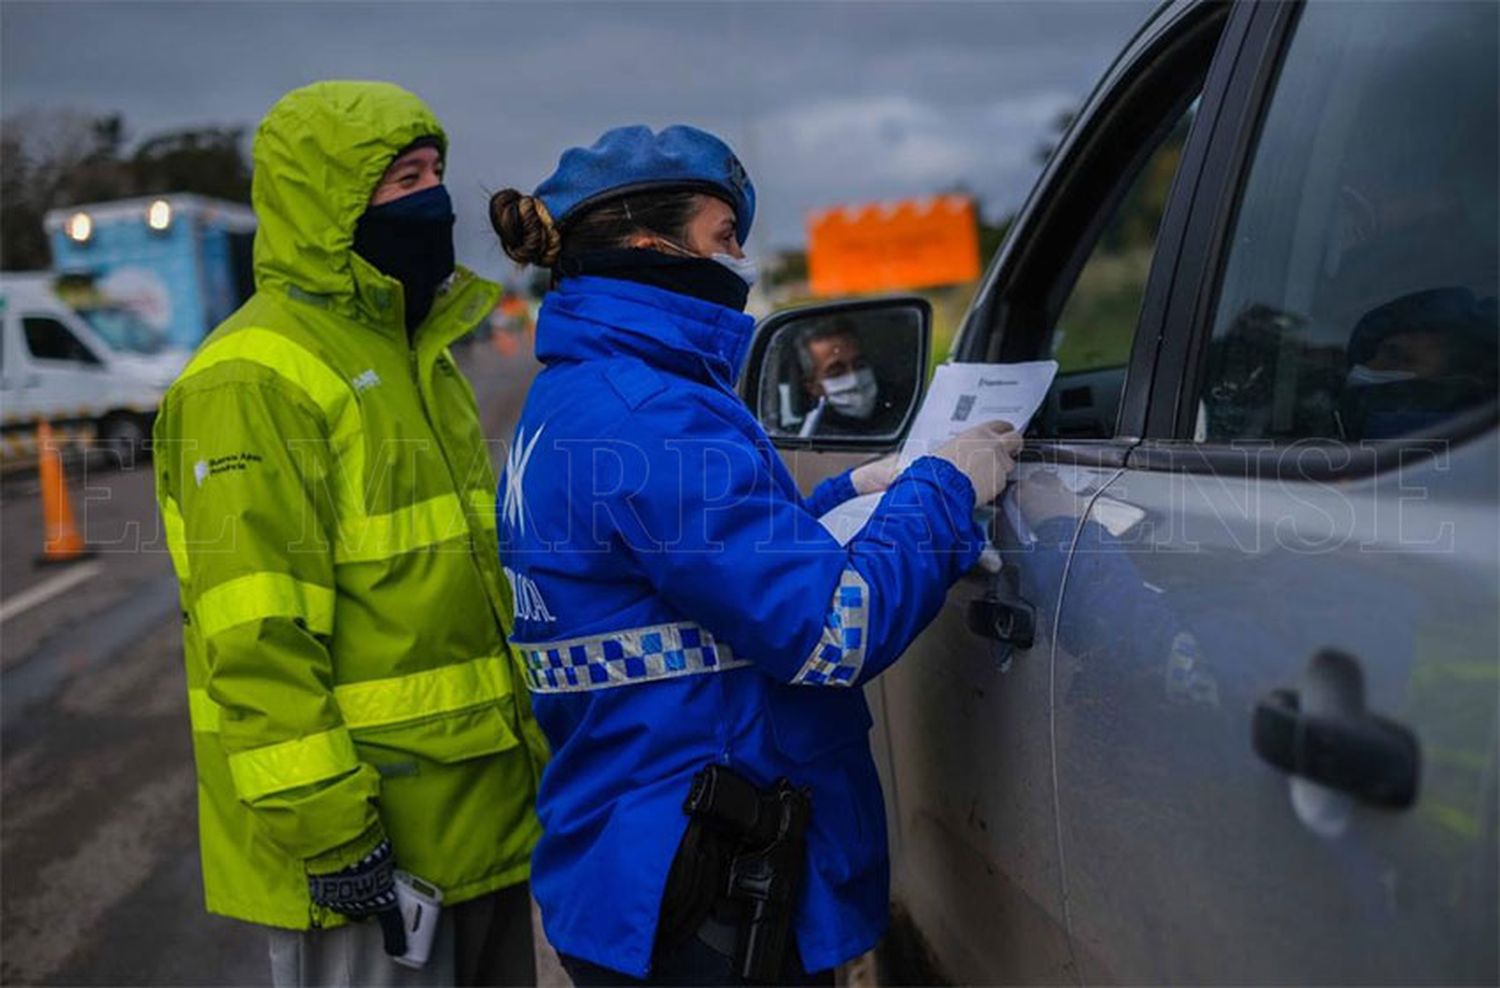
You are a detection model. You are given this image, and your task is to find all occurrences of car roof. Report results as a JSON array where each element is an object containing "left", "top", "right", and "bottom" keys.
[{"left": 0, "top": 274, "right": 63, "bottom": 308}]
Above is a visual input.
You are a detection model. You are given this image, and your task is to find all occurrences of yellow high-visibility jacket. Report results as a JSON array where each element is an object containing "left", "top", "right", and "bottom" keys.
[{"left": 153, "top": 80, "right": 545, "bottom": 930}]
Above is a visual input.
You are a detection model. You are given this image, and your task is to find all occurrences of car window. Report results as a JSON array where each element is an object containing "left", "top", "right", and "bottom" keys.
[
  {"left": 1044, "top": 102, "right": 1198, "bottom": 438},
  {"left": 78, "top": 306, "right": 166, "bottom": 355},
  {"left": 23, "top": 316, "right": 104, "bottom": 366},
  {"left": 1199, "top": 1, "right": 1497, "bottom": 443}
]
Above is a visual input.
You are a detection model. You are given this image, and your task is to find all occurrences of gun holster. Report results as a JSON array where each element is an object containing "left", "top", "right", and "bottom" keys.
[{"left": 657, "top": 764, "right": 813, "bottom": 984}]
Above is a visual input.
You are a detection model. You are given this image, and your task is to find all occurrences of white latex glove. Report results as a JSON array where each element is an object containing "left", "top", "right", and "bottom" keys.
[
  {"left": 932, "top": 420, "right": 1023, "bottom": 506},
  {"left": 850, "top": 453, "right": 902, "bottom": 496}
]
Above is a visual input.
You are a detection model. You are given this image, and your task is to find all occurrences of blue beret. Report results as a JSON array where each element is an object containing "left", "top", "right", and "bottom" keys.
[{"left": 535, "top": 125, "right": 755, "bottom": 244}]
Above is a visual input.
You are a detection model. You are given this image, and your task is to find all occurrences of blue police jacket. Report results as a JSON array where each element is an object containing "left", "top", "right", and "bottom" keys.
[{"left": 498, "top": 275, "right": 985, "bottom": 977}]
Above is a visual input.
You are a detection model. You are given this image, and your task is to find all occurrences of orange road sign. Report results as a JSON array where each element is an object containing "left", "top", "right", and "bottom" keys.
[{"left": 807, "top": 196, "right": 981, "bottom": 296}]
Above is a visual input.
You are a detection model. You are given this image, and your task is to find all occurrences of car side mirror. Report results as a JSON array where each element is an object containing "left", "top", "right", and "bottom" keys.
[{"left": 739, "top": 296, "right": 932, "bottom": 451}]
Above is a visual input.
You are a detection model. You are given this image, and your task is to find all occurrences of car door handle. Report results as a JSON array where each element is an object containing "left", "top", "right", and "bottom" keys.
[
  {"left": 966, "top": 562, "right": 1036, "bottom": 649},
  {"left": 1252, "top": 687, "right": 1419, "bottom": 809}
]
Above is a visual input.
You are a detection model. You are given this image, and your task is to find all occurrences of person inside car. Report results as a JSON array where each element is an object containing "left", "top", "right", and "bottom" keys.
[
  {"left": 794, "top": 318, "right": 907, "bottom": 437},
  {"left": 1338, "top": 286, "right": 1498, "bottom": 439}
]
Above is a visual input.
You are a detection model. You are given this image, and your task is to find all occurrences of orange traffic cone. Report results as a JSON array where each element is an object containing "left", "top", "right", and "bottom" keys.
[{"left": 36, "top": 421, "right": 91, "bottom": 564}]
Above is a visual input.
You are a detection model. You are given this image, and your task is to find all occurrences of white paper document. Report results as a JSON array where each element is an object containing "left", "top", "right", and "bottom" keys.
[
  {"left": 817, "top": 491, "right": 886, "bottom": 545},
  {"left": 817, "top": 361, "right": 1058, "bottom": 545},
  {"left": 896, "top": 360, "right": 1058, "bottom": 467}
]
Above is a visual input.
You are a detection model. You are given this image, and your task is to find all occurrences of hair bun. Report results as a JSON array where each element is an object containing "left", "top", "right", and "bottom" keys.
[{"left": 489, "top": 189, "right": 561, "bottom": 267}]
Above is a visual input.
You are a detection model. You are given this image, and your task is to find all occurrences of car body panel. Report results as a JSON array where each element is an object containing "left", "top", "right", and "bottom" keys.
[
  {"left": 875, "top": 477, "right": 1084, "bottom": 984},
  {"left": 1053, "top": 433, "right": 1498, "bottom": 984}
]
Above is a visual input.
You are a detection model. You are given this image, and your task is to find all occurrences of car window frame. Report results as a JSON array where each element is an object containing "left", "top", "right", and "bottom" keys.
[
  {"left": 1136, "top": 0, "right": 1500, "bottom": 478},
  {"left": 951, "top": 0, "right": 1248, "bottom": 471}
]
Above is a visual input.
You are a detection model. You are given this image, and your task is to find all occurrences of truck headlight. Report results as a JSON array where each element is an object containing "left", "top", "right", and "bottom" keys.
[
  {"left": 147, "top": 199, "right": 172, "bottom": 232},
  {"left": 65, "top": 212, "right": 93, "bottom": 243}
]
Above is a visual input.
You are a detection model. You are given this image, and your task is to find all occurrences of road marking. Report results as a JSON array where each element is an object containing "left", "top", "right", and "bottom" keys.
[{"left": 0, "top": 561, "right": 103, "bottom": 624}]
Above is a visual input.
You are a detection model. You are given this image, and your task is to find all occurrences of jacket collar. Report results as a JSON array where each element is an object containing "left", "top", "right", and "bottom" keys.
[
  {"left": 283, "top": 261, "right": 499, "bottom": 353},
  {"left": 535, "top": 276, "right": 755, "bottom": 388},
  {"left": 419, "top": 267, "right": 501, "bottom": 354}
]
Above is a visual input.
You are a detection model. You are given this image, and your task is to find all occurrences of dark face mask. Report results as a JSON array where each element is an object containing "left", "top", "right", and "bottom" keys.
[
  {"left": 563, "top": 247, "right": 749, "bottom": 312},
  {"left": 352, "top": 184, "right": 456, "bottom": 334},
  {"left": 1337, "top": 375, "right": 1488, "bottom": 439}
]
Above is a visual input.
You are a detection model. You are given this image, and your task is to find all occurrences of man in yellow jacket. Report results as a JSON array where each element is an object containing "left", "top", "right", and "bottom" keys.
[{"left": 152, "top": 80, "right": 546, "bottom": 986}]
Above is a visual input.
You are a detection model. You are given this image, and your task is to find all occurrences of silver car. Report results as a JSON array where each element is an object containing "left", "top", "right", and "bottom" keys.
[{"left": 742, "top": 1, "right": 1498, "bottom": 983}]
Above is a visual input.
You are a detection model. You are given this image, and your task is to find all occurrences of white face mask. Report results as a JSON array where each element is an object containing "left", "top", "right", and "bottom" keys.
[
  {"left": 1346, "top": 364, "right": 1418, "bottom": 388},
  {"left": 821, "top": 366, "right": 879, "bottom": 419},
  {"left": 712, "top": 252, "right": 758, "bottom": 287}
]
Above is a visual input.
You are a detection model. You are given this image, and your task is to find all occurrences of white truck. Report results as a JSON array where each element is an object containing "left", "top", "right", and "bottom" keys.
[{"left": 0, "top": 273, "right": 170, "bottom": 465}]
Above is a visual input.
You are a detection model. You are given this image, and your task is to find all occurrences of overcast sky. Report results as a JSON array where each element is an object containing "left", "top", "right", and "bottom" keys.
[{"left": 3, "top": 1, "right": 1154, "bottom": 279}]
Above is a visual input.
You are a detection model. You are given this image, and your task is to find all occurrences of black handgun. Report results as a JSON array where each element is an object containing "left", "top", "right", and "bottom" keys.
[{"left": 684, "top": 765, "right": 812, "bottom": 984}]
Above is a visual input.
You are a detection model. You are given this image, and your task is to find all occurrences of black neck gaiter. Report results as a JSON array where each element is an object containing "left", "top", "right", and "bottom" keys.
[
  {"left": 352, "top": 185, "right": 456, "bottom": 335},
  {"left": 561, "top": 248, "right": 749, "bottom": 312}
]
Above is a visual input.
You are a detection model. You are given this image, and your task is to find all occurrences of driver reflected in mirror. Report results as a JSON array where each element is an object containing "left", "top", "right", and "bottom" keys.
[{"left": 795, "top": 318, "right": 907, "bottom": 437}]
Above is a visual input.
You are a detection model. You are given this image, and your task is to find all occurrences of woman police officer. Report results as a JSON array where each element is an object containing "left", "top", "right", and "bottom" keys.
[{"left": 488, "top": 125, "right": 1019, "bottom": 985}]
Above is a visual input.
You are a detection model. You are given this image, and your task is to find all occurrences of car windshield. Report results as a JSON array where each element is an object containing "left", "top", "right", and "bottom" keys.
[{"left": 78, "top": 307, "right": 167, "bottom": 355}]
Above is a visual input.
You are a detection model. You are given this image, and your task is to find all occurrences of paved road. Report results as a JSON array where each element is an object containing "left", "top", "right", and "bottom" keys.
[{"left": 0, "top": 343, "right": 548, "bottom": 987}]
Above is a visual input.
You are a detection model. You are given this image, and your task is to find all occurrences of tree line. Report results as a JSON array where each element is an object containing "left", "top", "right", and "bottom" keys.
[{"left": 1, "top": 111, "right": 252, "bottom": 270}]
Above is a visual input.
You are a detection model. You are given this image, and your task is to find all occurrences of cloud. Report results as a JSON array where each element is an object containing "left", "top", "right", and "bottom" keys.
[
  {"left": 753, "top": 87, "right": 1076, "bottom": 241},
  {"left": 1, "top": 1, "right": 1154, "bottom": 273}
]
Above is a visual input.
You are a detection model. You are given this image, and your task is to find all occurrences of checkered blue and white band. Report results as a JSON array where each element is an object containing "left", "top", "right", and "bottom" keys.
[
  {"left": 515, "top": 567, "right": 871, "bottom": 694},
  {"left": 515, "top": 621, "right": 750, "bottom": 694},
  {"left": 790, "top": 568, "right": 869, "bottom": 687}
]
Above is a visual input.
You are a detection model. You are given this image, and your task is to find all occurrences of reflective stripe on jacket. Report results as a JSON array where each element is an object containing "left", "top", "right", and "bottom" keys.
[
  {"left": 500, "top": 275, "right": 984, "bottom": 976},
  {"left": 153, "top": 81, "right": 545, "bottom": 930}
]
